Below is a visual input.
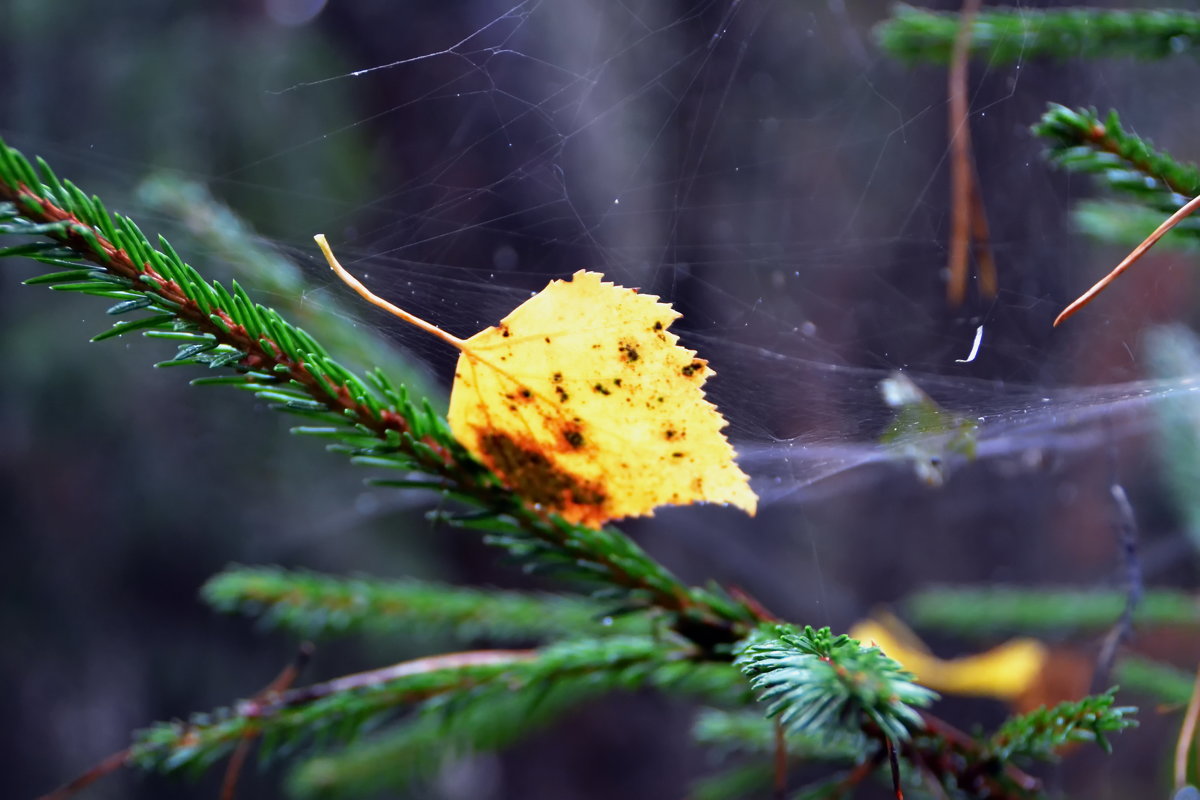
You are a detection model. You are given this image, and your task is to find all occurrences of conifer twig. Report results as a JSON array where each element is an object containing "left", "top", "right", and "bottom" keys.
[
  {"left": 1115, "top": 656, "right": 1195, "bottom": 706},
  {"left": 877, "top": 5, "right": 1200, "bottom": 65},
  {"left": 1030, "top": 105, "right": 1200, "bottom": 324},
  {"left": 128, "top": 636, "right": 738, "bottom": 775},
  {"left": 201, "top": 565, "right": 653, "bottom": 641},
  {"left": 1034, "top": 106, "right": 1200, "bottom": 201},
  {"left": 136, "top": 173, "right": 443, "bottom": 399},
  {"left": 982, "top": 691, "right": 1134, "bottom": 762},
  {"left": 735, "top": 625, "right": 936, "bottom": 745},
  {"left": 0, "top": 136, "right": 759, "bottom": 649},
  {"left": 906, "top": 586, "right": 1200, "bottom": 634}
]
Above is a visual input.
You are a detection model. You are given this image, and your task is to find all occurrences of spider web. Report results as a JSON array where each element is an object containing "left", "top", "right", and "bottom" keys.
[
  {"left": 192, "top": 1, "right": 1200, "bottom": 521},
  {"left": 11, "top": 1, "right": 1200, "bottom": 575}
]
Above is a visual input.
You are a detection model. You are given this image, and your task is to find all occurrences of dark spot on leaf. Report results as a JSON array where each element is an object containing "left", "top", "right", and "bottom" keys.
[
  {"left": 593, "top": 383, "right": 611, "bottom": 396},
  {"left": 555, "top": 386, "right": 569, "bottom": 402},
  {"left": 619, "top": 341, "right": 640, "bottom": 362},
  {"left": 653, "top": 321, "right": 663, "bottom": 331},
  {"left": 477, "top": 430, "right": 608, "bottom": 519},
  {"left": 564, "top": 429, "right": 584, "bottom": 448},
  {"left": 681, "top": 360, "right": 704, "bottom": 377},
  {"left": 500, "top": 325, "right": 511, "bottom": 338},
  {"left": 672, "top": 451, "right": 684, "bottom": 458},
  {"left": 613, "top": 378, "right": 622, "bottom": 387},
  {"left": 519, "top": 387, "right": 533, "bottom": 399},
  {"left": 553, "top": 372, "right": 563, "bottom": 383},
  {"left": 665, "top": 429, "right": 676, "bottom": 440}
]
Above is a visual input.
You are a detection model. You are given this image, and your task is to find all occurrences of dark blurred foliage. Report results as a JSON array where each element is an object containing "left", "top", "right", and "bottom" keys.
[{"left": 3, "top": 1, "right": 1200, "bottom": 798}]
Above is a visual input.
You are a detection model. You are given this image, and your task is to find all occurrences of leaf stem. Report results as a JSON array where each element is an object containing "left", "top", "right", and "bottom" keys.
[{"left": 314, "top": 234, "right": 467, "bottom": 349}]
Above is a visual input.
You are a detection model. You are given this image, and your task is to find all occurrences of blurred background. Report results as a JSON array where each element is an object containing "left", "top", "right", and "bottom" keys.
[{"left": 4, "top": 0, "right": 1200, "bottom": 797}]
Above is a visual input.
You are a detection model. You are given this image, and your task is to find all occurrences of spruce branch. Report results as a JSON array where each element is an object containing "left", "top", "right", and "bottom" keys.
[
  {"left": 906, "top": 586, "right": 1200, "bottom": 635},
  {"left": 1072, "top": 200, "right": 1200, "bottom": 250},
  {"left": 202, "top": 565, "right": 654, "bottom": 641},
  {"left": 730, "top": 626, "right": 1133, "bottom": 798},
  {"left": 1033, "top": 104, "right": 1200, "bottom": 229},
  {"left": 690, "top": 709, "right": 1008, "bottom": 800},
  {"left": 129, "top": 636, "right": 743, "bottom": 777},
  {"left": 692, "top": 707, "right": 866, "bottom": 760},
  {"left": 135, "top": 172, "right": 443, "bottom": 399},
  {"left": 283, "top": 682, "right": 584, "bottom": 799},
  {"left": 0, "top": 136, "right": 760, "bottom": 648},
  {"left": 688, "top": 761, "right": 777, "bottom": 800},
  {"left": 286, "top": 647, "right": 733, "bottom": 799},
  {"left": 735, "top": 625, "right": 936, "bottom": 744},
  {"left": 877, "top": 5, "right": 1200, "bottom": 66},
  {"left": 982, "top": 690, "right": 1135, "bottom": 762},
  {"left": 1114, "top": 656, "right": 1195, "bottom": 707}
]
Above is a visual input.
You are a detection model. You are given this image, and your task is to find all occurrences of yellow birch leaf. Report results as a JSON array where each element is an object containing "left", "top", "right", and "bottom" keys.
[
  {"left": 849, "top": 614, "right": 1048, "bottom": 702},
  {"left": 314, "top": 236, "right": 757, "bottom": 528}
]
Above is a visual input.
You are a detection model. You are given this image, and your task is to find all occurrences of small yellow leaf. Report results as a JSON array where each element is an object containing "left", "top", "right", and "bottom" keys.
[
  {"left": 850, "top": 614, "right": 1048, "bottom": 701},
  {"left": 447, "top": 270, "right": 756, "bottom": 528},
  {"left": 314, "top": 236, "right": 756, "bottom": 528}
]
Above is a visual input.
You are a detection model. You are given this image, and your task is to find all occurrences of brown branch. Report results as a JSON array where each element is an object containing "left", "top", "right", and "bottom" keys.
[
  {"left": 772, "top": 720, "right": 788, "bottom": 799},
  {"left": 831, "top": 748, "right": 885, "bottom": 798},
  {"left": 1174, "top": 663, "right": 1200, "bottom": 790},
  {"left": 946, "top": 0, "right": 996, "bottom": 307},
  {"left": 36, "top": 748, "right": 131, "bottom": 800},
  {"left": 241, "top": 648, "right": 540, "bottom": 718},
  {"left": 887, "top": 737, "right": 904, "bottom": 799},
  {"left": 220, "top": 644, "right": 314, "bottom": 800},
  {"left": 1079, "top": 121, "right": 1198, "bottom": 199},
  {"left": 910, "top": 711, "right": 1040, "bottom": 799}
]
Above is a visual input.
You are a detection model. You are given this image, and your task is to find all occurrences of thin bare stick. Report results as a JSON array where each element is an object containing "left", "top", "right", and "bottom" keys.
[
  {"left": 221, "top": 643, "right": 314, "bottom": 800},
  {"left": 314, "top": 234, "right": 467, "bottom": 349},
  {"left": 220, "top": 738, "right": 254, "bottom": 800},
  {"left": 887, "top": 737, "right": 905, "bottom": 800},
  {"left": 773, "top": 720, "right": 788, "bottom": 799},
  {"left": 1055, "top": 193, "right": 1200, "bottom": 326},
  {"left": 36, "top": 748, "right": 131, "bottom": 800},
  {"left": 946, "top": 0, "right": 984, "bottom": 307},
  {"left": 969, "top": 167, "right": 997, "bottom": 298},
  {"left": 1174, "top": 663, "right": 1200, "bottom": 790},
  {"left": 1093, "top": 482, "right": 1141, "bottom": 692},
  {"left": 243, "top": 649, "right": 538, "bottom": 717}
]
